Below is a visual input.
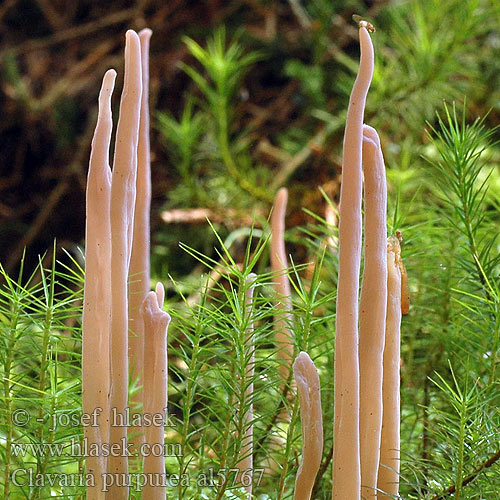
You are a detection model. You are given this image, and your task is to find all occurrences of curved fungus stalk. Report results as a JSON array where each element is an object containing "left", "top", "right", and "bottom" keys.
[
  {"left": 378, "top": 237, "right": 403, "bottom": 498},
  {"left": 142, "top": 284, "right": 171, "bottom": 500},
  {"left": 359, "top": 125, "right": 388, "bottom": 499},
  {"left": 293, "top": 352, "right": 323, "bottom": 500},
  {"left": 82, "top": 68, "right": 115, "bottom": 500},
  {"left": 107, "top": 30, "right": 142, "bottom": 500},
  {"left": 128, "top": 28, "right": 153, "bottom": 446},
  {"left": 333, "top": 24, "right": 374, "bottom": 500},
  {"left": 270, "top": 187, "right": 294, "bottom": 381}
]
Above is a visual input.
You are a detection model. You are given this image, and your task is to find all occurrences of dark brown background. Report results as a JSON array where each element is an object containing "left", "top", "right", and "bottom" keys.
[{"left": 0, "top": 0, "right": 387, "bottom": 277}]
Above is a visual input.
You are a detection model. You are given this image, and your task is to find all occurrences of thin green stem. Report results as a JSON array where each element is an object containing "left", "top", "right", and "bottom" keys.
[
  {"left": 2, "top": 306, "right": 19, "bottom": 498},
  {"left": 214, "top": 392, "right": 235, "bottom": 500},
  {"left": 29, "top": 265, "right": 54, "bottom": 500},
  {"left": 454, "top": 397, "right": 467, "bottom": 500},
  {"left": 276, "top": 397, "right": 300, "bottom": 500},
  {"left": 217, "top": 104, "right": 272, "bottom": 203},
  {"left": 177, "top": 329, "right": 202, "bottom": 500}
]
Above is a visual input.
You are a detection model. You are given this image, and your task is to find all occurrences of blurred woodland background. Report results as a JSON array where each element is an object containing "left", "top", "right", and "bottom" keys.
[{"left": 1, "top": 0, "right": 499, "bottom": 283}]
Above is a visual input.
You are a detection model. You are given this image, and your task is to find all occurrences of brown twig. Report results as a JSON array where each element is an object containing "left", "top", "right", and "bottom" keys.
[
  {"left": 270, "top": 126, "right": 337, "bottom": 190},
  {"left": 311, "top": 442, "right": 333, "bottom": 499},
  {"left": 4, "top": 86, "right": 100, "bottom": 274},
  {"left": 34, "top": 0, "right": 67, "bottom": 31},
  {"left": 35, "top": 39, "right": 116, "bottom": 112},
  {"left": 161, "top": 207, "right": 261, "bottom": 228},
  {"left": 429, "top": 449, "right": 500, "bottom": 500},
  {"left": 6, "top": 180, "right": 69, "bottom": 273},
  {"left": 3, "top": 8, "right": 136, "bottom": 57}
]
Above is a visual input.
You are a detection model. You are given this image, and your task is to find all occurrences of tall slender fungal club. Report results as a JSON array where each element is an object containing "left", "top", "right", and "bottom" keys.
[
  {"left": 142, "top": 283, "right": 170, "bottom": 500},
  {"left": 333, "top": 24, "right": 374, "bottom": 500},
  {"left": 78, "top": 20, "right": 403, "bottom": 500},
  {"left": 107, "top": 30, "right": 142, "bottom": 499},
  {"left": 270, "top": 187, "right": 294, "bottom": 381},
  {"left": 359, "top": 125, "right": 388, "bottom": 498},
  {"left": 82, "top": 68, "right": 115, "bottom": 500},
  {"left": 129, "top": 27, "right": 152, "bottom": 446},
  {"left": 378, "top": 237, "right": 402, "bottom": 498},
  {"left": 237, "top": 273, "right": 257, "bottom": 497},
  {"left": 293, "top": 352, "right": 324, "bottom": 500}
]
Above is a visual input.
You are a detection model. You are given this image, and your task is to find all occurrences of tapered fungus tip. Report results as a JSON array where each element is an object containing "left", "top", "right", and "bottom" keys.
[
  {"left": 155, "top": 282, "right": 165, "bottom": 308},
  {"left": 272, "top": 188, "right": 288, "bottom": 220},
  {"left": 353, "top": 14, "right": 376, "bottom": 33},
  {"left": 104, "top": 69, "right": 117, "bottom": 81},
  {"left": 246, "top": 273, "right": 257, "bottom": 285},
  {"left": 124, "top": 30, "right": 141, "bottom": 59},
  {"left": 293, "top": 351, "right": 312, "bottom": 372},
  {"left": 276, "top": 187, "right": 288, "bottom": 202},
  {"left": 388, "top": 235, "right": 410, "bottom": 315},
  {"left": 362, "top": 124, "right": 380, "bottom": 145},
  {"left": 387, "top": 235, "right": 400, "bottom": 257},
  {"left": 142, "top": 290, "right": 171, "bottom": 328},
  {"left": 99, "top": 70, "right": 116, "bottom": 99},
  {"left": 125, "top": 29, "right": 138, "bottom": 39},
  {"left": 139, "top": 28, "right": 153, "bottom": 39}
]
